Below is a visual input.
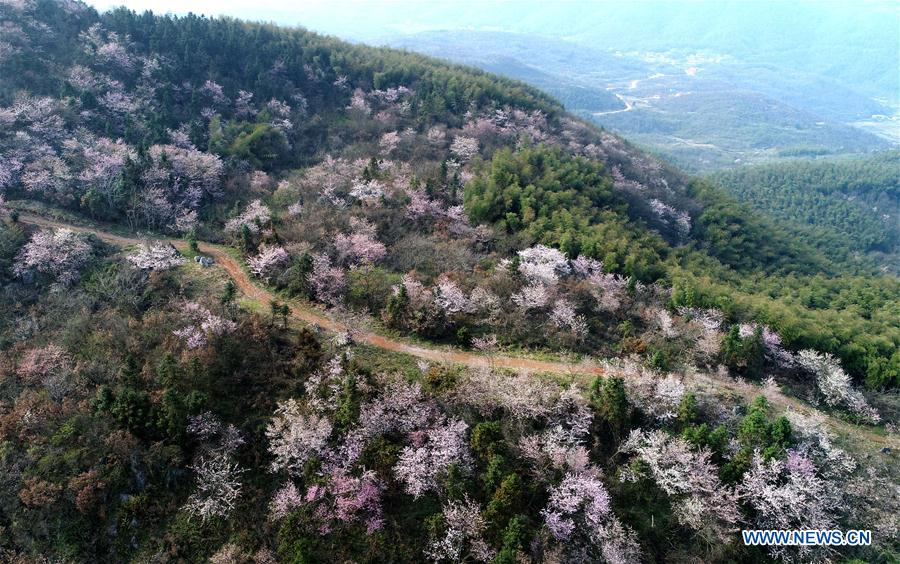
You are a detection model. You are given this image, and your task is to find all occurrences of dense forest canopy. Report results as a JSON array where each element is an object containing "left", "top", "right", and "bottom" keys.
[
  {"left": 708, "top": 151, "right": 899, "bottom": 262},
  {"left": 0, "top": 1, "right": 897, "bottom": 562}
]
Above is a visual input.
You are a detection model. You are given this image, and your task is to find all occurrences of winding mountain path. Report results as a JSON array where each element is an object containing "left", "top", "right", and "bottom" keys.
[
  {"left": 16, "top": 213, "right": 898, "bottom": 450},
  {"left": 17, "top": 213, "right": 603, "bottom": 376}
]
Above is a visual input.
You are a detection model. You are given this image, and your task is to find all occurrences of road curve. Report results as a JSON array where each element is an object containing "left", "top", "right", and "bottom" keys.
[
  {"left": 17, "top": 213, "right": 603, "bottom": 376},
  {"left": 15, "top": 213, "right": 898, "bottom": 449}
]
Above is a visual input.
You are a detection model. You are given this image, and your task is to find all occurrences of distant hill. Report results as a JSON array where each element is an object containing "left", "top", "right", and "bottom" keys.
[
  {"left": 708, "top": 151, "right": 899, "bottom": 265},
  {"left": 386, "top": 30, "right": 892, "bottom": 171}
]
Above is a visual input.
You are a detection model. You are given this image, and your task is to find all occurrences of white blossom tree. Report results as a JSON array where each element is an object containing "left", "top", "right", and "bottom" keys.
[
  {"left": 426, "top": 495, "right": 495, "bottom": 562},
  {"left": 126, "top": 242, "right": 186, "bottom": 271},
  {"left": 248, "top": 245, "right": 289, "bottom": 282},
  {"left": 621, "top": 429, "right": 740, "bottom": 543},
  {"left": 517, "top": 244, "right": 570, "bottom": 285},
  {"left": 14, "top": 228, "right": 92, "bottom": 285},
  {"left": 796, "top": 350, "right": 880, "bottom": 423},
  {"left": 266, "top": 399, "right": 333, "bottom": 476},
  {"left": 449, "top": 135, "right": 479, "bottom": 162},
  {"left": 394, "top": 419, "right": 471, "bottom": 498},
  {"left": 183, "top": 453, "right": 244, "bottom": 521},
  {"left": 225, "top": 199, "right": 271, "bottom": 234},
  {"left": 740, "top": 449, "right": 843, "bottom": 561}
]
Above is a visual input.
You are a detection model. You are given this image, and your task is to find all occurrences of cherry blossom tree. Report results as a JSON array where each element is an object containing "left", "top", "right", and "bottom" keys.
[
  {"left": 126, "top": 242, "right": 186, "bottom": 271},
  {"left": 456, "top": 368, "right": 556, "bottom": 420},
  {"left": 286, "top": 201, "right": 303, "bottom": 217},
  {"left": 266, "top": 399, "right": 333, "bottom": 476},
  {"left": 740, "top": 449, "right": 843, "bottom": 561},
  {"left": 520, "top": 428, "right": 592, "bottom": 477},
  {"left": 517, "top": 245, "right": 570, "bottom": 285},
  {"left": 172, "top": 302, "right": 237, "bottom": 349},
  {"left": 200, "top": 80, "right": 227, "bottom": 106},
  {"left": 543, "top": 472, "right": 611, "bottom": 540},
  {"left": 183, "top": 453, "right": 243, "bottom": 521},
  {"left": 353, "top": 378, "right": 438, "bottom": 440},
  {"left": 21, "top": 156, "right": 73, "bottom": 205},
  {"left": 72, "top": 135, "right": 135, "bottom": 212},
  {"left": 181, "top": 411, "right": 246, "bottom": 521},
  {"left": 333, "top": 222, "right": 386, "bottom": 266},
  {"left": 379, "top": 131, "right": 401, "bottom": 155},
  {"left": 326, "top": 468, "right": 384, "bottom": 533},
  {"left": 349, "top": 179, "right": 385, "bottom": 204},
  {"left": 620, "top": 429, "right": 740, "bottom": 543},
  {"left": 269, "top": 481, "right": 304, "bottom": 521},
  {"left": 234, "top": 90, "right": 256, "bottom": 119},
  {"left": 145, "top": 144, "right": 224, "bottom": 207},
  {"left": 309, "top": 253, "right": 347, "bottom": 306},
  {"left": 540, "top": 471, "right": 642, "bottom": 563},
  {"left": 796, "top": 350, "right": 880, "bottom": 423},
  {"left": 434, "top": 277, "right": 473, "bottom": 316},
  {"left": 549, "top": 299, "right": 588, "bottom": 339},
  {"left": 266, "top": 98, "right": 293, "bottom": 132},
  {"left": 347, "top": 88, "right": 370, "bottom": 114},
  {"left": 426, "top": 495, "right": 495, "bottom": 562},
  {"left": 570, "top": 255, "right": 604, "bottom": 278},
  {"left": 738, "top": 323, "right": 793, "bottom": 367},
  {"left": 426, "top": 126, "right": 446, "bottom": 146},
  {"left": 449, "top": 135, "right": 480, "bottom": 162},
  {"left": 406, "top": 189, "right": 444, "bottom": 220},
  {"left": 14, "top": 228, "right": 92, "bottom": 285},
  {"left": 394, "top": 419, "right": 471, "bottom": 498},
  {"left": 512, "top": 284, "right": 550, "bottom": 312},
  {"left": 225, "top": 199, "right": 271, "bottom": 234},
  {"left": 587, "top": 271, "right": 630, "bottom": 313},
  {"left": 248, "top": 245, "right": 289, "bottom": 282}
]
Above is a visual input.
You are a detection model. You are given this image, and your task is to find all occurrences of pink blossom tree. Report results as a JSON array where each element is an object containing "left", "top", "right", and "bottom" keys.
[
  {"left": 540, "top": 471, "right": 642, "bottom": 563},
  {"left": 172, "top": 302, "right": 237, "bottom": 349},
  {"left": 309, "top": 253, "right": 347, "bottom": 306},
  {"left": 333, "top": 223, "right": 386, "bottom": 266},
  {"left": 225, "top": 199, "right": 271, "bottom": 234},
  {"left": 549, "top": 299, "right": 588, "bottom": 339},
  {"left": 379, "top": 131, "right": 401, "bottom": 155},
  {"left": 269, "top": 481, "right": 304, "bottom": 521}
]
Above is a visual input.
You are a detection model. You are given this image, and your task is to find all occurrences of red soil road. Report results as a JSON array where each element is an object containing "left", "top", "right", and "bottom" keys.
[
  {"left": 17, "top": 213, "right": 898, "bottom": 449},
  {"left": 17, "top": 213, "right": 603, "bottom": 376}
]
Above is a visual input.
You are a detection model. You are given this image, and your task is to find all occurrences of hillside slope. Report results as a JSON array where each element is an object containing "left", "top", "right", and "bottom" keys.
[
  {"left": 0, "top": 2, "right": 898, "bottom": 562},
  {"left": 709, "top": 151, "right": 899, "bottom": 264}
]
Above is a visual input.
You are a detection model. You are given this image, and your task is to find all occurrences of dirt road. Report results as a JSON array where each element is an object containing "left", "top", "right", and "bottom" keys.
[{"left": 16, "top": 213, "right": 897, "bottom": 449}]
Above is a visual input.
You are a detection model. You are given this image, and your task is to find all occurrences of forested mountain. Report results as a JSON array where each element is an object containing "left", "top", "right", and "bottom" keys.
[
  {"left": 0, "top": 2, "right": 897, "bottom": 562},
  {"left": 708, "top": 151, "right": 899, "bottom": 265},
  {"left": 384, "top": 30, "right": 892, "bottom": 171}
]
